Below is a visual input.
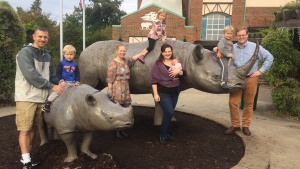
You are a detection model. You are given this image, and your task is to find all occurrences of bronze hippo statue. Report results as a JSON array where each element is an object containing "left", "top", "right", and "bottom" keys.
[
  {"left": 79, "top": 39, "right": 258, "bottom": 124},
  {"left": 42, "top": 84, "right": 134, "bottom": 162}
]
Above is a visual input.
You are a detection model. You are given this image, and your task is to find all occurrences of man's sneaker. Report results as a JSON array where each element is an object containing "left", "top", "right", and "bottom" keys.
[
  {"left": 23, "top": 162, "right": 32, "bottom": 169},
  {"left": 21, "top": 156, "right": 40, "bottom": 167},
  {"left": 138, "top": 55, "right": 145, "bottom": 64},
  {"left": 30, "top": 156, "right": 41, "bottom": 166}
]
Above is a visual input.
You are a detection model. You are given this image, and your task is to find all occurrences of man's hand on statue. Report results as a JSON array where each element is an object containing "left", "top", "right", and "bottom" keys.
[{"left": 52, "top": 85, "right": 64, "bottom": 94}]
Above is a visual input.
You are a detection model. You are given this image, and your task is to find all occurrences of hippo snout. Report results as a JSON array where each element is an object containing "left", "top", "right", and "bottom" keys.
[{"left": 99, "top": 105, "right": 134, "bottom": 129}]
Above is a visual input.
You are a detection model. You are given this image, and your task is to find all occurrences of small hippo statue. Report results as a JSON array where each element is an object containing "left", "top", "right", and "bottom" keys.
[{"left": 43, "top": 84, "right": 134, "bottom": 162}]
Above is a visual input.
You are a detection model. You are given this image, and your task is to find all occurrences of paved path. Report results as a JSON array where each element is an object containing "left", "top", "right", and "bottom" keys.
[{"left": 1, "top": 85, "right": 299, "bottom": 169}]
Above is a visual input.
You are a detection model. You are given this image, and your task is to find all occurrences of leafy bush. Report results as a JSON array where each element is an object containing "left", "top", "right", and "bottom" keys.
[
  {"left": 262, "top": 28, "right": 300, "bottom": 117},
  {"left": 0, "top": 2, "right": 24, "bottom": 105},
  {"left": 281, "top": 1, "right": 300, "bottom": 11}
]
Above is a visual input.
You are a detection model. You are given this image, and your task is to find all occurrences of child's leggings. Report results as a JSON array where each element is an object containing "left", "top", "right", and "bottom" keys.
[{"left": 146, "top": 38, "right": 157, "bottom": 53}]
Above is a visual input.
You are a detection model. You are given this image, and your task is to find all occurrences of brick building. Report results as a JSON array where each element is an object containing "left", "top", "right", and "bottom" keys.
[{"left": 112, "top": 0, "right": 293, "bottom": 47}]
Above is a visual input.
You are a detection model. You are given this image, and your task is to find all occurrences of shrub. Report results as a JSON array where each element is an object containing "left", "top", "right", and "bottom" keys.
[
  {"left": 0, "top": 2, "right": 24, "bottom": 105},
  {"left": 262, "top": 28, "right": 300, "bottom": 117}
]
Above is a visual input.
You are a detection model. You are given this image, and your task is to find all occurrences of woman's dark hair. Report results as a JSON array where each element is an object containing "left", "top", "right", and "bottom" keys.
[{"left": 156, "top": 43, "right": 174, "bottom": 63}]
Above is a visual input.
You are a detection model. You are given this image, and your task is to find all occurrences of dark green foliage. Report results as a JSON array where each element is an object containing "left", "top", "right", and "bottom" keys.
[
  {"left": 262, "top": 29, "right": 300, "bottom": 117},
  {"left": 0, "top": 1, "right": 24, "bottom": 104},
  {"left": 16, "top": 0, "right": 60, "bottom": 57}
]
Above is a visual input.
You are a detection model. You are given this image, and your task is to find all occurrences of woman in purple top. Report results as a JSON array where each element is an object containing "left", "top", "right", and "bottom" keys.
[{"left": 150, "top": 44, "right": 184, "bottom": 144}]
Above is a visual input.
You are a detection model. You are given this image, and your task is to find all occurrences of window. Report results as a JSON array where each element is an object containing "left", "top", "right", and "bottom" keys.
[{"left": 201, "top": 14, "right": 230, "bottom": 40}]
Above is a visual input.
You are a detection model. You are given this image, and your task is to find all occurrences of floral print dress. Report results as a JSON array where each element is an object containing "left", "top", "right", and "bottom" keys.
[{"left": 106, "top": 58, "right": 135, "bottom": 104}]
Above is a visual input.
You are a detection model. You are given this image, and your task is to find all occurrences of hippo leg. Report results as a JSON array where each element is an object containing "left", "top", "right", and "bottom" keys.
[
  {"left": 38, "top": 122, "right": 48, "bottom": 146},
  {"left": 80, "top": 132, "right": 98, "bottom": 159},
  {"left": 153, "top": 102, "right": 177, "bottom": 125},
  {"left": 53, "top": 129, "right": 61, "bottom": 140},
  {"left": 60, "top": 133, "right": 78, "bottom": 162}
]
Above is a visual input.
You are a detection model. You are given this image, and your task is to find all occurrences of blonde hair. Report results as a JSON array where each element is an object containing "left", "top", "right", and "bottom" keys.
[
  {"left": 116, "top": 44, "right": 125, "bottom": 51},
  {"left": 157, "top": 9, "right": 167, "bottom": 19},
  {"left": 63, "top": 45, "right": 76, "bottom": 53},
  {"left": 223, "top": 25, "right": 234, "bottom": 33}
]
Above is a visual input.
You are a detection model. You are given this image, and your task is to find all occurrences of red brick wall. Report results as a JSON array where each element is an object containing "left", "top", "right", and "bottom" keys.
[
  {"left": 231, "top": 0, "right": 246, "bottom": 28},
  {"left": 189, "top": 0, "right": 203, "bottom": 41},
  {"left": 182, "top": 0, "right": 189, "bottom": 25},
  {"left": 246, "top": 7, "right": 280, "bottom": 27}
]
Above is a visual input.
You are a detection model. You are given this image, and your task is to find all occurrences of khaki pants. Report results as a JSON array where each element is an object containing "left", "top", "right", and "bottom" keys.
[
  {"left": 15, "top": 102, "right": 44, "bottom": 131},
  {"left": 229, "top": 77, "right": 259, "bottom": 127}
]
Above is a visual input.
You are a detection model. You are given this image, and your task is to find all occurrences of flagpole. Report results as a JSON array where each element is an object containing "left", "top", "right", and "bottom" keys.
[
  {"left": 60, "top": 0, "right": 63, "bottom": 60},
  {"left": 83, "top": 0, "right": 86, "bottom": 50}
]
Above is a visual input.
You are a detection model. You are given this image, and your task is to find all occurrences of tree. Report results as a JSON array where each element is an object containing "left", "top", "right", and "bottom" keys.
[
  {"left": 0, "top": 1, "right": 24, "bottom": 104},
  {"left": 86, "top": 0, "right": 126, "bottom": 32},
  {"left": 63, "top": 8, "right": 84, "bottom": 56},
  {"left": 63, "top": 0, "right": 126, "bottom": 55},
  {"left": 262, "top": 28, "right": 300, "bottom": 117},
  {"left": 16, "top": 0, "right": 60, "bottom": 57}
]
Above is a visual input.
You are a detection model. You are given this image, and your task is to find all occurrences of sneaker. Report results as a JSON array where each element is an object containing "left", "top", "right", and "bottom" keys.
[
  {"left": 114, "top": 131, "right": 124, "bottom": 139},
  {"left": 120, "top": 131, "right": 128, "bottom": 138},
  {"left": 42, "top": 106, "right": 50, "bottom": 113},
  {"left": 30, "top": 156, "right": 41, "bottom": 166},
  {"left": 166, "top": 135, "right": 175, "bottom": 141},
  {"left": 21, "top": 156, "right": 41, "bottom": 167},
  {"left": 42, "top": 101, "right": 51, "bottom": 113},
  {"left": 220, "top": 82, "right": 229, "bottom": 89},
  {"left": 138, "top": 55, "right": 145, "bottom": 64},
  {"left": 160, "top": 137, "right": 167, "bottom": 144},
  {"left": 23, "top": 162, "right": 32, "bottom": 169}
]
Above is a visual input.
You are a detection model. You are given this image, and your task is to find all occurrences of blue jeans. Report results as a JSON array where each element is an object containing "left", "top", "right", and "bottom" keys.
[{"left": 158, "top": 92, "right": 179, "bottom": 138}]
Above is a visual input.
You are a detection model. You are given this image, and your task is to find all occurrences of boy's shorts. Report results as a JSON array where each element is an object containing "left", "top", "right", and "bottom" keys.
[{"left": 15, "top": 102, "right": 44, "bottom": 131}]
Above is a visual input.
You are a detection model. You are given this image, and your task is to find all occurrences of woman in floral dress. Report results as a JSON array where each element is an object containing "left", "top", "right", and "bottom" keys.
[{"left": 106, "top": 44, "right": 144, "bottom": 138}]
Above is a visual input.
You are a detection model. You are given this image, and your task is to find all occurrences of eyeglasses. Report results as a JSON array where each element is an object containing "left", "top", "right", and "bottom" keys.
[{"left": 237, "top": 34, "right": 247, "bottom": 37}]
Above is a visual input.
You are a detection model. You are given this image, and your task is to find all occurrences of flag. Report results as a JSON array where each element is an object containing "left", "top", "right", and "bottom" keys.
[{"left": 79, "top": 0, "right": 82, "bottom": 9}]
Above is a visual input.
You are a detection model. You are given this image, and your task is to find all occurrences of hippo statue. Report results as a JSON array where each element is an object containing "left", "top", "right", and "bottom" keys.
[
  {"left": 42, "top": 84, "right": 134, "bottom": 162},
  {"left": 79, "top": 39, "right": 258, "bottom": 124}
]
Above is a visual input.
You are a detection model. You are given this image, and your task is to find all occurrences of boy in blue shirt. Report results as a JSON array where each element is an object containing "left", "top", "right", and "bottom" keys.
[{"left": 42, "top": 45, "right": 80, "bottom": 112}]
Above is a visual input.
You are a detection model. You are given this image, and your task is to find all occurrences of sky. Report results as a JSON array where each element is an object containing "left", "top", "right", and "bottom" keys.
[{"left": 7, "top": 0, "right": 137, "bottom": 22}]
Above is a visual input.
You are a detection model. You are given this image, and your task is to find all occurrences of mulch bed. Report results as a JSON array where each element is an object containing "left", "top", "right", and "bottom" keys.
[{"left": 0, "top": 106, "right": 244, "bottom": 169}]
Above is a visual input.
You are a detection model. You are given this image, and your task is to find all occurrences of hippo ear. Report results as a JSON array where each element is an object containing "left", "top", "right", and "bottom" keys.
[
  {"left": 85, "top": 94, "right": 96, "bottom": 106},
  {"left": 193, "top": 44, "right": 203, "bottom": 62}
]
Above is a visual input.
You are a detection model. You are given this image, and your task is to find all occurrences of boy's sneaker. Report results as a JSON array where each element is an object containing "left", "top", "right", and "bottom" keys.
[
  {"left": 42, "top": 101, "right": 51, "bottom": 113},
  {"left": 138, "top": 55, "right": 145, "bottom": 64},
  {"left": 42, "top": 106, "right": 50, "bottom": 113},
  {"left": 23, "top": 162, "right": 32, "bottom": 169}
]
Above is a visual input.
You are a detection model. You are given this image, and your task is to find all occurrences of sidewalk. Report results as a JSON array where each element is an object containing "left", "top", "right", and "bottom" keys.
[{"left": 1, "top": 85, "right": 300, "bottom": 169}]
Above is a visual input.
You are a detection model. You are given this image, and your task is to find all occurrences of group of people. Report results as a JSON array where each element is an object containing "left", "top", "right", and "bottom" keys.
[{"left": 14, "top": 8, "right": 273, "bottom": 169}]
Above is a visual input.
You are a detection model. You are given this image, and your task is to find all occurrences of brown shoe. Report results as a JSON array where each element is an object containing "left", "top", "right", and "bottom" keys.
[
  {"left": 225, "top": 126, "right": 241, "bottom": 135},
  {"left": 242, "top": 127, "right": 251, "bottom": 136}
]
